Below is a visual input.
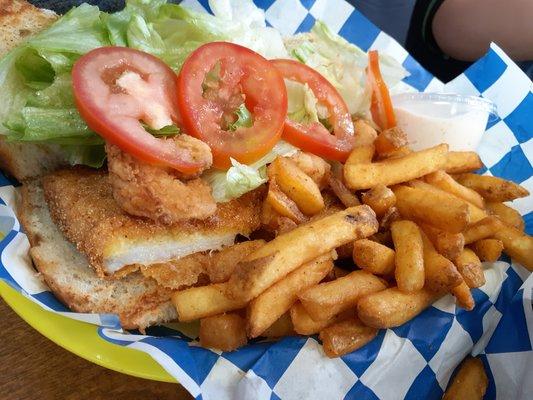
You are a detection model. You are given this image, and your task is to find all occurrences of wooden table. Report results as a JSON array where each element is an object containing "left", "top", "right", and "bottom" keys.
[{"left": 0, "top": 299, "right": 193, "bottom": 400}]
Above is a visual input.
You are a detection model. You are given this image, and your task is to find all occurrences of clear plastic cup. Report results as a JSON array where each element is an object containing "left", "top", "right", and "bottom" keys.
[{"left": 391, "top": 93, "right": 498, "bottom": 151}]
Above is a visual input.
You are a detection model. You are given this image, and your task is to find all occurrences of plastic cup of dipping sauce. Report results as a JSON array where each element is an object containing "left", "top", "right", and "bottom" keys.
[{"left": 392, "top": 93, "right": 497, "bottom": 151}]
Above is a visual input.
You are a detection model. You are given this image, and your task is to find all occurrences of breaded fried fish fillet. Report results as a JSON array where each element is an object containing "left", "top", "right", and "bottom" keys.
[{"left": 43, "top": 168, "right": 263, "bottom": 277}]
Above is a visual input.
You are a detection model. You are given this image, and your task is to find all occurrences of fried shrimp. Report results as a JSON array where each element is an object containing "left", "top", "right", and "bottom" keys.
[{"left": 106, "top": 136, "right": 217, "bottom": 225}]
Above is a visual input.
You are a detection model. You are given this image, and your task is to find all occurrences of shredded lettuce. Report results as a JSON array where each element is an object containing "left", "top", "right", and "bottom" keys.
[
  {"left": 204, "top": 140, "right": 298, "bottom": 202},
  {"left": 285, "top": 21, "right": 408, "bottom": 117}
]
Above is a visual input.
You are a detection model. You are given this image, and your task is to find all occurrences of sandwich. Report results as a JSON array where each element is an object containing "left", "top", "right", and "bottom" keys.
[{"left": 0, "top": 0, "right": 408, "bottom": 330}]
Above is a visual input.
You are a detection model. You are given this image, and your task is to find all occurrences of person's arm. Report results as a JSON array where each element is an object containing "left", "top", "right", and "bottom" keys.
[{"left": 432, "top": 0, "right": 533, "bottom": 61}]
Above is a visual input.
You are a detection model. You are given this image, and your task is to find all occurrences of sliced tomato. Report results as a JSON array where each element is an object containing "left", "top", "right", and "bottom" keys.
[
  {"left": 72, "top": 46, "right": 209, "bottom": 175},
  {"left": 367, "top": 50, "right": 397, "bottom": 130},
  {"left": 271, "top": 59, "right": 355, "bottom": 162},
  {"left": 177, "top": 42, "right": 287, "bottom": 169}
]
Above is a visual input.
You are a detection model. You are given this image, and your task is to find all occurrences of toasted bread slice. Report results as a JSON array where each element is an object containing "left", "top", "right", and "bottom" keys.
[
  {"left": 42, "top": 167, "right": 264, "bottom": 277},
  {"left": 18, "top": 179, "right": 178, "bottom": 330},
  {"left": 0, "top": 0, "right": 68, "bottom": 181}
]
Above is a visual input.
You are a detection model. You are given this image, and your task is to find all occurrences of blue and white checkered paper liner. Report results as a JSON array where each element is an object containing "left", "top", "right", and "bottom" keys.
[{"left": 1, "top": 0, "right": 532, "bottom": 398}]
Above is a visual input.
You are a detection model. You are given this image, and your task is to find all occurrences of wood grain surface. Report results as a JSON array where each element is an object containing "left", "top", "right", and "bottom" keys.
[{"left": 0, "top": 299, "right": 193, "bottom": 400}]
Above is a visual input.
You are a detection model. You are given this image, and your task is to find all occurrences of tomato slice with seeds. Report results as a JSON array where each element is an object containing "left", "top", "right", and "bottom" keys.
[
  {"left": 72, "top": 46, "right": 210, "bottom": 175},
  {"left": 367, "top": 50, "right": 397, "bottom": 130},
  {"left": 271, "top": 59, "right": 355, "bottom": 162},
  {"left": 177, "top": 42, "right": 288, "bottom": 169}
]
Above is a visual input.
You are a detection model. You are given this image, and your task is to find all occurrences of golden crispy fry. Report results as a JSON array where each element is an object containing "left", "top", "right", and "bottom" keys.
[
  {"left": 266, "top": 180, "right": 307, "bottom": 223},
  {"left": 493, "top": 223, "right": 533, "bottom": 271},
  {"left": 172, "top": 282, "right": 247, "bottom": 322},
  {"left": 262, "top": 312, "right": 295, "bottom": 338},
  {"left": 361, "top": 184, "right": 396, "bottom": 217},
  {"left": 290, "top": 303, "right": 350, "bottom": 335},
  {"left": 328, "top": 175, "right": 360, "bottom": 207},
  {"left": 344, "top": 144, "right": 448, "bottom": 190},
  {"left": 471, "top": 239, "right": 504, "bottom": 262},
  {"left": 227, "top": 205, "right": 378, "bottom": 301},
  {"left": 380, "top": 146, "right": 413, "bottom": 160},
  {"left": 407, "top": 180, "right": 486, "bottom": 225},
  {"left": 463, "top": 217, "right": 500, "bottom": 244},
  {"left": 421, "top": 231, "right": 463, "bottom": 291},
  {"left": 394, "top": 185, "right": 470, "bottom": 233},
  {"left": 261, "top": 201, "right": 298, "bottom": 235},
  {"left": 206, "top": 240, "right": 266, "bottom": 284},
  {"left": 418, "top": 222, "right": 465, "bottom": 261},
  {"left": 353, "top": 239, "right": 396, "bottom": 275},
  {"left": 443, "top": 357, "right": 488, "bottom": 400},
  {"left": 486, "top": 202, "right": 525, "bottom": 231},
  {"left": 357, "top": 287, "right": 443, "bottom": 328},
  {"left": 319, "top": 318, "right": 378, "bottom": 358},
  {"left": 425, "top": 170, "right": 485, "bottom": 208},
  {"left": 444, "top": 152, "right": 483, "bottom": 174},
  {"left": 298, "top": 270, "right": 387, "bottom": 322},
  {"left": 452, "top": 281, "right": 475, "bottom": 310},
  {"left": 199, "top": 313, "right": 247, "bottom": 351},
  {"left": 454, "top": 173, "right": 529, "bottom": 202},
  {"left": 455, "top": 248, "right": 485, "bottom": 288},
  {"left": 345, "top": 144, "right": 375, "bottom": 165},
  {"left": 391, "top": 220, "right": 425, "bottom": 292},
  {"left": 353, "top": 119, "right": 378, "bottom": 146},
  {"left": 374, "top": 126, "right": 408, "bottom": 155},
  {"left": 247, "top": 257, "right": 333, "bottom": 338},
  {"left": 289, "top": 151, "right": 331, "bottom": 189},
  {"left": 273, "top": 157, "right": 325, "bottom": 215}
]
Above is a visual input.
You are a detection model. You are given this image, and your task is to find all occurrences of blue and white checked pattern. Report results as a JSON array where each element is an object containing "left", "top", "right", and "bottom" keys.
[{"left": 1, "top": 0, "right": 532, "bottom": 398}]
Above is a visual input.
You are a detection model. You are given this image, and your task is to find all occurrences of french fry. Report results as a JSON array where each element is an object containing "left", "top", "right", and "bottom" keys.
[
  {"left": 374, "top": 126, "right": 408, "bottom": 156},
  {"left": 267, "top": 180, "right": 307, "bottom": 223},
  {"left": 319, "top": 318, "right": 378, "bottom": 358},
  {"left": 172, "top": 282, "right": 247, "bottom": 322},
  {"left": 272, "top": 157, "right": 325, "bottom": 215},
  {"left": 199, "top": 313, "right": 247, "bottom": 351},
  {"left": 493, "top": 223, "right": 533, "bottom": 271},
  {"left": 379, "top": 206, "right": 401, "bottom": 231},
  {"left": 418, "top": 222, "right": 465, "bottom": 261},
  {"left": 471, "top": 239, "right": 504, "bottom": 262},
  {"left": 486, "top": 201, "right": 525, "bottom": 231},
  {"left": 344, "top": 144, "right": 448, "bottom": 190},
  {"left": 346, "top": 144, "right": 375, "bottom": 165},
  {"left": 454, "top": 173, "right": 529, "bottom": 202},
  {"left": 353, "top": 239, "right": 395, "bottom": 275},
  {"left": 380, "top": 146, "right": 412, "bottom": 159},
  {"left": 262, "top": 312, "right": 295, "bottom": 338},
  {"left": 421, "top": 231, "right": 463, "bottom": 291},
  {"left": 353, "top": 118, "right": 378, "bottom": 146},
  {"left": 261, "top": 201, "right": 298, "bottom": 235},
  {"left": 298, "top": 270, "right": 387, "bottom": 322},
  {"left": 290, "top": 302, "right": 349, "bottom": 335},
  {"left": 407, "top": 180, "right": 486, "bottom": 225},
  {"left": 328, "top": 175, "right": 360, "bottom": 207},
  {"left": 206, "top": 240, "right": 266, "bottom": 283},
  {"left": 391, "top": 220, "right": 425, "bottom": 292},
  {"left": 443, "top": 357, "right": 488, "bottom": 400},
  {"left": 444, "top": 151, "right": 483, "bottom": 174},
  {"left": 425, "top": 170, "right": 484, "bottom": 208},
  {"left": 452, "top": 281, "right": 475, "bottom": 310},
  {"left": 463, "top": 217, "right": 500, "bottom": 244},
  {"left": 227, "top": 205, "right": 379, "bottom": 301},
  {"left": 454, "top": 248, "right": 485, "bottom": 289},
  {"left": 357, "top": 287, "right": 443, "bottom": 328},
  {"left": 394, "top": 185, "right": 470, "bottom": 233},
  {"left": 289, "top": 151, "right": 331, "bottom": 189},
  {"left": 361, "top": 184, "right": 396, "bottom": 217},
  {"left": 247, "top": 256, "right": 333, "bottom": 338}
]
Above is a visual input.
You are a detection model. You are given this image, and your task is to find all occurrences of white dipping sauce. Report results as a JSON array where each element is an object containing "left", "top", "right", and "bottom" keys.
[{"left": 393, "top": 94, "right": 493, "bottom": 152}]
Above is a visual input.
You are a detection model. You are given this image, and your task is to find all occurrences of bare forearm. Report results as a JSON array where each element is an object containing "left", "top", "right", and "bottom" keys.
[{"left": 433, "top": 0, "right": 533, "bottom": 61}]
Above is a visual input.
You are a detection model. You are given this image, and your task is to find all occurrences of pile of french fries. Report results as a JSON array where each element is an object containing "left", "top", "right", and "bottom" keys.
[{"left": 171, "top": 120, "right": 532, "bottom": 358}]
